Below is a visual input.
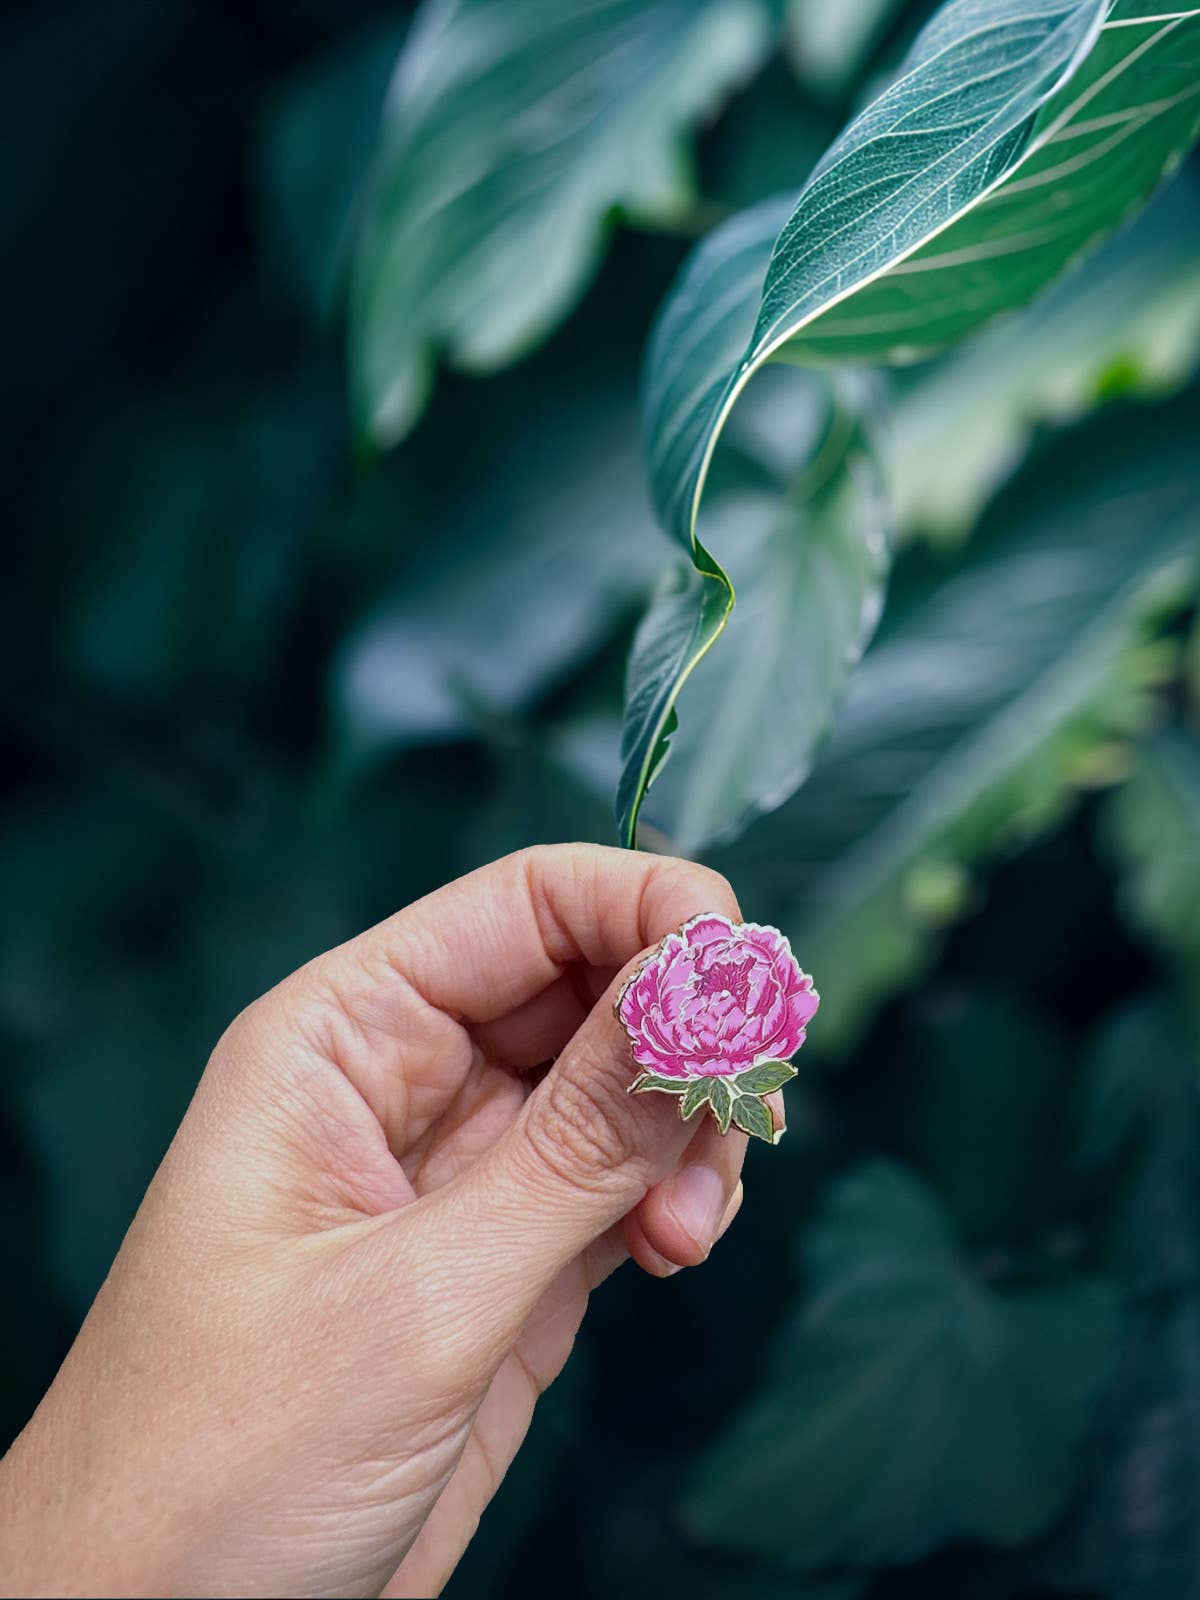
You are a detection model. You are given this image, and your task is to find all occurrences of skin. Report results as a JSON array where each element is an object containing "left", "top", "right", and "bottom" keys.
[{"left": 0, "top": 844, "right": 777, "bottom": 1599}]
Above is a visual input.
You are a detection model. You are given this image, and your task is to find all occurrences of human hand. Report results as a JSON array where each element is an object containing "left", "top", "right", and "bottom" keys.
[{"left": 0, "top": 845, "right": 761, "bottom": 1598}]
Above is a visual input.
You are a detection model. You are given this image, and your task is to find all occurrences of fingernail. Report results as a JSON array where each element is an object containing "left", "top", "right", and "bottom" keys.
[
  {"left": 640, "top": 1240, "right": 683, "bottom": 1278},
  {"left": 667, "top": 1164, "right": 728, "bottom": 1254}
]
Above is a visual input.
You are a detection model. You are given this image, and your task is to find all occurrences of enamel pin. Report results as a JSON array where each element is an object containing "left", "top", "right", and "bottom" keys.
[{"left": 616, "top": 914, "right": 818, "bottom": 1144}]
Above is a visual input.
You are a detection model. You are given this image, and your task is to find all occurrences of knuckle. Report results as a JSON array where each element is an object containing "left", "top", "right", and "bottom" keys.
[
  {"left": 672, "top": 857, "right": 739, "bottom": 916},
  {"left": 206, "top": 997, "right": 270, "bottom": 1089},
  {"left": 519, "top": 840, "right": 597, "bottom": 865},
  {"left": 510, "top": 841, "right": 587, "bottom": 882},
  {"left": 644, "top": 853, "right": 740, "bottom": 926},
  {"left": 705, "top": 863, "right": 739, "bottom": 910},
  {"left": 527, "top": 1062, "right": 641, "bottom": 1192}
]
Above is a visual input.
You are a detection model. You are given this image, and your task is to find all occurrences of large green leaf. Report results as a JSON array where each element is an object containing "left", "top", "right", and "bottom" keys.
[
  {"left": 350, "top": 0, "right": 775, "bottom": 449},
  {"left": 623, "top": 0, "right": 1200, "bottom": 844},
  {"left": 769, "top": 1, "right": 1200, "bottom": 368},
  {"left": 331, "top": 398, "right": 664, "bottom": 772},
  {"left": 1103, "top": 731, "right": 1200, "bottom": 1033},
  {"left": 717, "top": 399, "right": 1200, "bottom": 1054},
  {"left": 632, "top": 375, "right": 888, "bottom": 853},
  {"left": 887, "top": 169, "right": 1200, "bottom": 540},
  {"left": 683, "top": 1161, "right": 1116, "bottom": 1568},
  {"left": 617, "top": 195, "right": 788, "bottom": 844}
]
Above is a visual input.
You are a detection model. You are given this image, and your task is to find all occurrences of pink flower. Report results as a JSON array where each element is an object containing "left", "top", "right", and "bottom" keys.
[{"left": 617, "top": 914, "right": 818, "bottom": 1080}]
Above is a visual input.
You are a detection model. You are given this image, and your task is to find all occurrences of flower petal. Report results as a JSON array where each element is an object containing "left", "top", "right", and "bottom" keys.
[{"left": 683, "top": 915, "right": 737, "bottom": 952}]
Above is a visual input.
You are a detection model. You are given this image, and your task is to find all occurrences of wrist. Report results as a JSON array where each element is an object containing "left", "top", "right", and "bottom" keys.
[{"left": 0, "top": 1364, "right": 191, "bottom": 1599}]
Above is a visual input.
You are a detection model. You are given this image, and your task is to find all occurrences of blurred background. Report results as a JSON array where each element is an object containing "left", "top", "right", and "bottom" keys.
[{"left": 3, "top": 1, "right": 1199, "bottom": 1596}]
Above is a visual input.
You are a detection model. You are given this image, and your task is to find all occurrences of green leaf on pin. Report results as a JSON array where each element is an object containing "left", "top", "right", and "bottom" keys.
[
  {"left": 731, "top": 1093, "right": 776, "bottom": 1144},
  {"left": 732, "top": 1060, "right": 797, "bottom": 1096},
  {"left": 630, "top": 1073, "right": 690, "bottom": 1096},
  {"left": 631, "top": 1070, "right": 785, "bottom": 1140},
  {"left": 708, "top": 1078, "right": 734, "bottom": 1135},
  {"left": 681, "top": 1079, "right": 714, "bottom": 1121}
]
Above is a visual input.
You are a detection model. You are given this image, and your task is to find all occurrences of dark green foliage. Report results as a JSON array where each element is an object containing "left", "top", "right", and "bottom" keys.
[
  {"left": 685, "top": 1161, "right": 1117, "bottom": 1566},
  {"left": 4, "top": 2, "right": 1199, "bottom": 1598}
]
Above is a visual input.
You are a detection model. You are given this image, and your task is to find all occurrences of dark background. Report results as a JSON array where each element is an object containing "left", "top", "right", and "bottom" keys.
[{"left": 4, "top": 3, "right": 1198, "bottom": 1597}]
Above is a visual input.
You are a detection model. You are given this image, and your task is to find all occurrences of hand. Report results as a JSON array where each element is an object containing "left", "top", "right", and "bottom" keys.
[{"left": 0, "top": 845, "right": 759, "bottom": 1598}]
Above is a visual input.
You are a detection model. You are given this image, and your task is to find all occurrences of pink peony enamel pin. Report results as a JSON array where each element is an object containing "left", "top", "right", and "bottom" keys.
[{"left": 616, "top": 913, "right": 818, "bottom": 1144}]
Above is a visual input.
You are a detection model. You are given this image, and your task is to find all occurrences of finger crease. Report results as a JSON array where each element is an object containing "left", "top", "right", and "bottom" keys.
[{"left": 523, "top": 851, "right": 581, "bottom": 972}]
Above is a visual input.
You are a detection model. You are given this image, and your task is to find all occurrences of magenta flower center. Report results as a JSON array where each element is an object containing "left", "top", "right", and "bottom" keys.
[{"left": 698, "top": 962, "right": 751, "bottom": 1006}]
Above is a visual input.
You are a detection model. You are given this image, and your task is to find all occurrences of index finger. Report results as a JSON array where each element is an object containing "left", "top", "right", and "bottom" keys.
[{"left": 328, "top": 843, "right": 741, "bottom": 1024}]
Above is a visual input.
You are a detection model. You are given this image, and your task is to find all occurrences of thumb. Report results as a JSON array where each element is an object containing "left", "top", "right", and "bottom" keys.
[
  {"left": 369, "top": 950, "right": 702, "bottom": 1370},
  {"left": 489, "top": 949, "right": 701, "bottom": 1251}
]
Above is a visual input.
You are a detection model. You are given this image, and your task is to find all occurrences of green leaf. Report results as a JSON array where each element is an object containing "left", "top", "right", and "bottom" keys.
[
  {"left": 616, "top": 197, "right": 791, "bottom": 845},
  {"left": 631, "top": 375, "right": 889, "bottom": 852},
  {"left": 632, "top": 1073, "right": 690, "bottom": 1096},
  {"left": 625, "top": 0, "right": 1200, "bottom": 841},
  {"left": 330, "top": 399, "right": 663, "bottom": 777},
  {"left": 730, "top": 1091, "right": 775, "bottom": 1143},
  {"left": 681, "top": 1077, "right": 715, "bottom": 1120},
  {"left": 766, "top": 1, "right": 1200, "bottom": 369},
  {"left": 708, "top": 1076, "right": 734, "bottom": 1133},
  {"left": 718, "top": 398, "right": 1200, "bottom": 1054},
  {"left": 887, "top": 170, "right": 1200, "bottom": 541},
  {"left": 644, "top": 0, "right": 1200, "bottom": 546},
  {"left": 350, "top": 0, "right": 775, "bottom": 449},
  {"left": 731, "top": 1059, "right": 797, "bottom": 1096},
  {"left": 616, "top": 552, "right": 735, "bottom": 849},
  {"left": 1103, "top": 730, "right": 1200, "bottom": 1037},
  {"left": 683, "top": 1161, "right": 1117, "bottom": 1568}
]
